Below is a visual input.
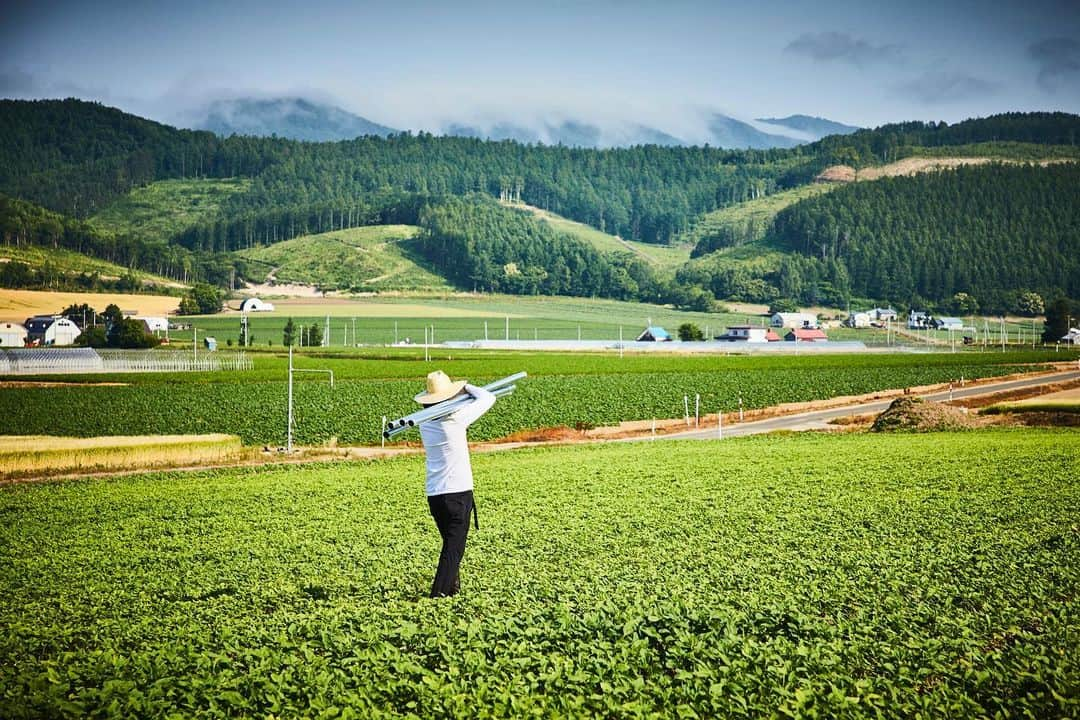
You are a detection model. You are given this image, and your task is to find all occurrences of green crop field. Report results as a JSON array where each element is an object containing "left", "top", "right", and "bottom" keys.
[
  {"left": 235, "top": 225, "right": 453, "bottom": 292},
  {"left": 89, "top": 178, "right": 251, "bottom": 243},
  {"left": 2, "top": 431, "right": 1077, "bottom": 718},
  {"left": 173, "top": 293, "right": 773, "bottom": 346},
  {"left": 508, "top": 203, "right": 692, "bottom": 269},
  {"left": 0, "top": 350, "right": 1061, "bottom": 446}
]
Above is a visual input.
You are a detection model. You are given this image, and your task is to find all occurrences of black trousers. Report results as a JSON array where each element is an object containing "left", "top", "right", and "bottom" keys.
[{"left": 427, "top": 490, "right": 476, "bottom": 598}]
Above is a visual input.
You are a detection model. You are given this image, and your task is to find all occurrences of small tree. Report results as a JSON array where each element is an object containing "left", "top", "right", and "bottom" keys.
[
  {"left": 283, "top": 318, "right": 297, "bottom": 347},
  {"left": 951, "top": 292, "right": 979, "bottom": 315},
  {"left": 1014, "top": 292, "right": 1044, "bottom": 317},
  {"left": 678, "top": 323, "right": 705, "bottom": 341}
]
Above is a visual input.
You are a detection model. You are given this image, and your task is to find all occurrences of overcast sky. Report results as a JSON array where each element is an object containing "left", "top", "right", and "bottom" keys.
[{"left": 2, "top": 0, "right": 1078, "bottom": 134}]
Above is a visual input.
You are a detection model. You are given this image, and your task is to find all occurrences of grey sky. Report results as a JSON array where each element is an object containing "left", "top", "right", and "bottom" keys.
[{"left": 2, "top": 0, "right": 1078, "bottom": 134}]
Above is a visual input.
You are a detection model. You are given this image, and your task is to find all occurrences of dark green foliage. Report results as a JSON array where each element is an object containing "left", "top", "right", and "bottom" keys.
[
  {"left": 73, "top": 326, "right": 107, "bottom": 348},
  {"left": 677, "top": 323, "right": 704, "bottom": 341},
  {"left": 417, "top": 195, "right": 659, "bottom": 300},
  {"left": 772, "top": 164, "right": 1080, "bottom": 309},
  {"left": 178, "top": 284, "right": 223, "bottom": 315},
  {"left": 282, "top": 318, "right": 297, "bottom": 347},
  {"left": 769, "top": 298, "right": 800, "bottom": 314},
  {"left": 1042, "top": 297, "right": 1077, "bottom": 342},
  {"left": 107, "top": 317, "right": 161, "bottom": 349}
]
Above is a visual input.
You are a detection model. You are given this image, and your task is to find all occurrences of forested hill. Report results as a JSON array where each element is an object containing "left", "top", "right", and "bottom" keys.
[
  {"left": 2, "top": 98, "right": 1079, "bottom": 311},
  {"left": 4, "top": 99, "right": 1079, "bottom": 246},
  {"left": 771, "top": 163, "right": 1080, "bottom": 309}
]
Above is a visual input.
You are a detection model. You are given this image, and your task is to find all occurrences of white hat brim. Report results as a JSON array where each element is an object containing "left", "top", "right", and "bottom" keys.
[{"left": 414, "top": 379, "right": 467, "bottom": 405}]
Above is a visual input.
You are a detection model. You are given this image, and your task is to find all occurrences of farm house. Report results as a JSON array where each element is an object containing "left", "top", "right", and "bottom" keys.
[
  {"left": 771, "top": 312, "right": 818, "bottom": 329},
  {"left": 0, "top": 322, "right": 27, "bottom": 347},
  {"left": 715, "top": 325, "right": 775, "bottom": 342},
  {"left": 240, "top": 297, "right": 275, "bottom": 312},
  {"left": 636, "top": 326, "right": 671, "bottom": 342},
  {"left": 785, "top": 328, "right": 829, "bottom": 342},
  {"left": 23, "top": 316, "right": 81, "bottom": 346}
]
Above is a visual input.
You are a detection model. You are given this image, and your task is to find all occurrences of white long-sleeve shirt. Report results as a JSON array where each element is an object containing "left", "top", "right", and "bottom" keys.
[{"left": 419, "top": 384, "right": 496, "bottom": 496}]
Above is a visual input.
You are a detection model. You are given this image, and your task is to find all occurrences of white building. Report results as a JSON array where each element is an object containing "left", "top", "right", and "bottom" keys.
[
  {"left": 935, "top": 317, "right": 964, "bottom": 331},
  {"left": 240, "top": 297, "right": 275, "bottom": 312},
  {"left": 908, "top": 311, "right": 930, "bottom": 329},
  {"left": 870, "top": 307, "right": 898, "bottom": 321},
  {"left": 0, "top": 322, "right": 27, "bottom": 347},
  {"left": 846, "top": 312, "right": 871, "bottom": 328},
  {"left": 135, "top": 316, "right": 169, "bottom": 333},
  {"left": 716, "top": 325, "right": 772, "bottom": 342},
  {"left": 1062, "top": 328, "right": 1080, "bottom": 345},
  {"left": 771, "top": 312, "right": 818, "bottom": 329},
  {"left": 24, "top": 316, "right": 82, "bottom": 346}
]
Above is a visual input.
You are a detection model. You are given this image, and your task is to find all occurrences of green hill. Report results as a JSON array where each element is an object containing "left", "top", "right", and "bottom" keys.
[
  {"left": 235, "top": 225, "right": 451, "bottom": 292},
  {"left": 0, "top": 245, "right": 179, "bottom": 287},
  {"left": 683, "top": 184, "right": 836, "bottom": 256},
  {"left": 507, "top": 202, "right": 691, "bottom": 269},
  {"left": 90, "top": 178, "right": 250, "bottom": 243}
]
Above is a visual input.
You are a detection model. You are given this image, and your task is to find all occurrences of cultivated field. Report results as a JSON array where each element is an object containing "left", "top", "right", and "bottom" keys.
[
  {"left": 0, "top": 350, "right": 1063, "bottom": 446},
  {"left": 2, "top": 431, "right": 1076, "bottom": 717},
  {"left": 0, "top": 289, "right": 180, "bottom": 322},
  {"left": 0, "top": 433, "right": 244, "bottom": 479}
]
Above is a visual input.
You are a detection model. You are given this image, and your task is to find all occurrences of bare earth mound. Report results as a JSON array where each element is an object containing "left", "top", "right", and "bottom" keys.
[{"left": 871, "top": 397, "right": 980, "bottom": 432}]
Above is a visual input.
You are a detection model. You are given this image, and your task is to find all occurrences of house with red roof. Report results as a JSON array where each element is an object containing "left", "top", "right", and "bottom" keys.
[{"left": 784, "top": 328, "right": 828, "bottom": 342}]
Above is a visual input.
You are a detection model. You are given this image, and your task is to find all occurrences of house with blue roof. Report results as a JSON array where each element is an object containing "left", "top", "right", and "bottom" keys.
[{"left": 636, "top": 326, "right": 671, "bottom": 342}]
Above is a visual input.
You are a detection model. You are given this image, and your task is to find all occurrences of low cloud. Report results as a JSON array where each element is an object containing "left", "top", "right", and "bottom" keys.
[
  {"left": 784, "top": 31, "right": 902, "bottom": 66},
  {"left": 0, "top": 67, "right": 39, "bottom": 96},
  {"left": 897, "top": 71, "right": 999, "bottom": 104},
  {"left": 1028, "top": 37, "right": 1080, "bottom": 92}
]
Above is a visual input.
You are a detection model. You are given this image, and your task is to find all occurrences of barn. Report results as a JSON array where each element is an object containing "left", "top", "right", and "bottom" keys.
[
  {"left": 0, "top": 322, "right": 27, "bottom": 347},
  {"left": 240, "top": 297, "right": 275, "bottom": 312},
  {"left": 24, "top": 316, "right": 82, "bottom": 346}
]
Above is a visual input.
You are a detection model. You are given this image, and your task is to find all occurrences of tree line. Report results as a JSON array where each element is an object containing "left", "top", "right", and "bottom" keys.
[{"left": 770, "top": 163, "right": 1080, "bottom": 312}]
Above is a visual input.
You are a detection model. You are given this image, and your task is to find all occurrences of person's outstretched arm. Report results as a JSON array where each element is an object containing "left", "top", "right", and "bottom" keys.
[{"left": 451, "top": 384, "right": 496, "bottom": 427}]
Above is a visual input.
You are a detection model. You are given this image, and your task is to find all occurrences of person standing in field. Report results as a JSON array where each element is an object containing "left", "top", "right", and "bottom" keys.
[{"left": 415, "top": 370, "right": 495, "bottom": 598}]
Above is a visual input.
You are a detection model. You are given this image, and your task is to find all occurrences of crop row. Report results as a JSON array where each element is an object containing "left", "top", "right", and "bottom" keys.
[
  {"left": 1, "top": 431, "right": 1077, "bottom": 717},
  {"left": 0, "top": 360, "right": 1046, "bottom": 444}
]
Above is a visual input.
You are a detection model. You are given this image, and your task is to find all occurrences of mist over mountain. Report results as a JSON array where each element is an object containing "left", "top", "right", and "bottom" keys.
[
  {"left": 194, "top": 97, "right": 398, "bottom": 141},
  {"left": 756, "top": 115, "right": 861, "bottom": 139},
  {"left": 182, "top": 95, "right": 860, "bottom": 149}
]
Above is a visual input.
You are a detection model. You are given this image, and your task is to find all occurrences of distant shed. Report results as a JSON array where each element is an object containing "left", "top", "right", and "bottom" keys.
[
  {"left": 636, "top": 326, "right": 671, "bottom": 342},
  {"left": 241, "top": 297, "right": 275, "bottom": 312},
  {"left": 0, "top": 322, "right": 27, "bottom": 347}
]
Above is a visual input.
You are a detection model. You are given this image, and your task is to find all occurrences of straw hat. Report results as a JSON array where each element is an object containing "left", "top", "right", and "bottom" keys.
[{"left": 414, "top": 370, "right": 468, "bottom": 404}]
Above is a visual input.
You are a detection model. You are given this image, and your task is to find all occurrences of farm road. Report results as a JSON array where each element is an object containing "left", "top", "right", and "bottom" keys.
[{"left": 663, "top": 369, "right": 1080, "bottom": 440}]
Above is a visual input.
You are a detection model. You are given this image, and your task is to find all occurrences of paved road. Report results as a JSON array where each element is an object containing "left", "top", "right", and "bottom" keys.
[{"left": 660, "top": 370, "right": 1080, "bottom": 441}]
